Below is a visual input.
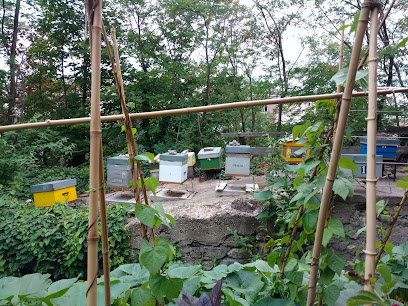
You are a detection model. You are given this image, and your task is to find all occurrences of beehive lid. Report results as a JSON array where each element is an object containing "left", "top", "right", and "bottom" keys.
[
  {"left": 360, "top": 137, "right": 399, "bottom": 146},
  {"left": 31, "top": 179, "right": 77, "bottom": 193},
  {"left": 160, "top": 152, "right": 188, "bottom": 162},
  {"left": 225, "top": 145, "right": 250, "bottom": 154},
  {"left": 198, "top": 147, "right": 222, "bottom": 159},
  {"left": 107, "top": 156, "right": 130, "bottom": 165}
]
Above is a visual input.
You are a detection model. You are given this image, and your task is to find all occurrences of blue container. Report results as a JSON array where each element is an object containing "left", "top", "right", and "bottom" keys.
[{"left": 360, "top": 137, "right": 399, "bottom": 160}]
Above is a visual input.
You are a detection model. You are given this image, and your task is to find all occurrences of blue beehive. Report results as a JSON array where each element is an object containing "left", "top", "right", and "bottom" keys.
[{"left": 360, "top": 137, "right": 399, "bottom": 160}]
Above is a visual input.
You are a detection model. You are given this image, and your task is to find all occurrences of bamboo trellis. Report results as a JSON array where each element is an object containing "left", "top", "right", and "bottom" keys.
[{"left": 0, "top": 0, "right": 406, "bottom": 305}]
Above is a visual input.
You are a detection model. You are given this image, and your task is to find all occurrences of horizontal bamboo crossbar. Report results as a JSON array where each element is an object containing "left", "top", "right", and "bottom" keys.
[{"left": 1, "top": 87, "right": 408, "bottom": 132}]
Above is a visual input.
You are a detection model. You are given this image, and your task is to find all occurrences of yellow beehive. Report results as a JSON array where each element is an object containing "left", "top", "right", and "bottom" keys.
[
  {"left": 280, "top": 138, "right": 310, "bottom": 164},
  {"left": 30, "top": 179, "right": 77, "bottom": 207}
]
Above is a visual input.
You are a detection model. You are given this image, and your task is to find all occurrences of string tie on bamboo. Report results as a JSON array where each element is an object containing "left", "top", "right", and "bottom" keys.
[
  {"left": 325, "top": 177, "right": 335, "bottom": 183},
  {"left": 368, "top": 57, "right": 379, "bottom": 63},
  {"left": 90, "top": 130, "right": 102, "bottom": 135},
  {"left": 365, "top": 116, "right": 376, "bottom": 121}
]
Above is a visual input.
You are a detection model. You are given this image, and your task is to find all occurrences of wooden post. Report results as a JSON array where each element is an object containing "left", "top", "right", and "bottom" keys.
[
  {"left": 306, "top": 1, "right": 372, "bottom": 304},
  {"left": 87, "top": 0, "right": 102, "bottom": 305},
  {"left": 365, "top": 5, "right": 379, "bottom": 291}
]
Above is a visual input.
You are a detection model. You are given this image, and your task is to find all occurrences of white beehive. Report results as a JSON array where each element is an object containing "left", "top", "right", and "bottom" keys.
[{"left": 159, "top": 152, "right": 188, "bottom": 183}]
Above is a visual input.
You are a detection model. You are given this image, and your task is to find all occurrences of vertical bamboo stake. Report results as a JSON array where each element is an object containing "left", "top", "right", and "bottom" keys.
[
  {"left": 306, "top": 2, "right": 372, "bottom": 305},
  {"left": 110, "top": 28, "right": 156, "bottom": 241},
  {"left": 365, "top": 6, "right": 379, "bottom": 291},
  {"left": 87, "top": 0, "right": 102, "bottom": 305},
  {"left": 332, "top": 21, "right": 345, "bottom": 140},
  {"left": 99, "top": 139, "right": 111, "bottom": 305}
]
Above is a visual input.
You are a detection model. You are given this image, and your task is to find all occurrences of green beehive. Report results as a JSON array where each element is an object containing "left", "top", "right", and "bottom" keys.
[{"left": 198, "top": 147, "right": 223, "bottom": 170}]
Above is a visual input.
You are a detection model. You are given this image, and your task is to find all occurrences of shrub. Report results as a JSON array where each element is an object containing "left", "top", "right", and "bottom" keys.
[{"left": 0, "top": 196, "right": 131, "bottom": 280}]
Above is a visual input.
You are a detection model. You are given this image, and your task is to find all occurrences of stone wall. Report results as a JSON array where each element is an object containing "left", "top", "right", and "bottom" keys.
[
  {"left": 126, "top": 197, "right": 268, "bottom": 269},
  {"left": 125, "top": 187, "right": 408, "bottom": 268}
]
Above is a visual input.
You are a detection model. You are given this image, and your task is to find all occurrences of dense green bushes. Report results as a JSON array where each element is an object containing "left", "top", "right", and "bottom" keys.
[{"left": 0, "top": 196, "right": 131, "bottom": 280}]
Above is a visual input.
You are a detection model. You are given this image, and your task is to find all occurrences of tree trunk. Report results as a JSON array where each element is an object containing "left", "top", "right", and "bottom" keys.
[{"left": 7, "top": 0, "right": 20, "bottom": 125}]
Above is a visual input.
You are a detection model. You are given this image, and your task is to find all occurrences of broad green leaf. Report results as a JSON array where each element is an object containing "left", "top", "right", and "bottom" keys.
[
  {"left": 322, "top": 284, "right": 340, "bottom": 306},
  {"left": 181, "top": 276, "right": 202, "bottom": 295},
  {"left": 377, "top": 265, "right": 392, "bottom": 283},
  {"left": 131, "top": 287, "right": 155, "bottom": 306},
  {"left": 244, "top": 260, "right": 275, "bottom": 274},
  {"left": 165, "top": 214, "right": 177, "bottom": 228},
  {"left": 131, "top": 128, "right": 137, "bottom": 135},
  {"left": 327, "top": 253, "right": 346, "bottom": 275},
  {"left": 134, "top": 205, "right": 155, "bottom": 228},
  {"left": 1, "top": 273, "right": 52, "bottom": 302},
  {"left": 139, "top": 239, "right": 169, "bottom": 275},
  {"left": 121, "top": 126, "right": 125, "bottom": 132},
  {"left": 254, "top": 190, "right": 272, "bottom": 201},
  {"left": 284, "top": 258, "right": 298, "bottom": 273},
  {"left": 332, "top": 179, "right": 349, "bottom": 200},
  {"left": 134, "top": 154, "right": 153, "bottom": 162},
  {"left": 294, "top": 145, "right": 310, "bottom": 156},
  {"left": 144, "top": 177, "right": 159, "bottom": 196},
  {"left": 302, "top": 210, "right": 319, "bottom": 233},
  {"left": 285, "top": 270, "right": 304, "bottom": 286},
  {"left": 346, "top": 290, "right": 385, "bottom": 305},
  {"left": 396, "top": 179, "right": 408, "bottom": 190},
  {"left": 328, "top": 219, "right": 345, "bottom": 238},
  {"left": 33, "top": 277, "right": 78, "bottom": 303},
  {"left": 149, "top": 274, "right": 184, "bottom": 300},
  {"left": 322, "top": 228, "right": 333, "bottom": 246},
  {"left": 226, "top": 269, "right": 264, "bottom": 305},
  {"left": 145, "top": 152, "right": 155, "bottom": 162},
  {"left": 167, "top": 264, "right": 201, "bottom": 279},
  {"left": 154, "top": 202, "right": 166, "bottom": 219},
  {"left": 292, "top": 125, "right": 304, "bottom": 140},
  {"left": 202, "top": 264, "right": 228, "bottom": 280},
  {"left": 319, "top": 268, "right": 335, "bottom": 285},
  {"left": 339, "top": 157, "right": 358, "bottom": 170},
  {"left": 115, "top": 264, "right": 149, "bottom": 287}
]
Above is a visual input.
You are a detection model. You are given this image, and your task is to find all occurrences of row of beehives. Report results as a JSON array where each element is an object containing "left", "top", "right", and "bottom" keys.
[
  {"left": 29, "top": 137, "right": 400, "bottom": 207},
  {"left": 107, "top": 144, "right": 252, "bottom": 186}
]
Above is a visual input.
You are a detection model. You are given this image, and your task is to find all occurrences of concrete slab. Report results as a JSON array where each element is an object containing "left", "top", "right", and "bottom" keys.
[
  {"left": 151, "top": 189, "right": 196, "bottom": 201},
  {"left": 105, "top": 191, "right": 141, "bottom": 204},
  {"left": 215, "top": 183, "right": 259, "bottom": 195}
]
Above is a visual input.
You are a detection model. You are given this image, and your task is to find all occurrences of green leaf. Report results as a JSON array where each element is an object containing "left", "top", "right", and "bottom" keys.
[
  {"left": 284, "top": 258, "right": 298, "bottom": 273},
  {"left": 322, "top": 284, "right": 340, "bottom": 306},
  {"left": 328, "top": 219, "right": 345, "bottom": 238},
  {"left": 131, "top": 287, "right": 155, "bottom": 306},
  {"left": 121, "top": 126, "right": 126, "bottom": 132},
  {"left": 327, "top": 252, "right": 346, "bottom": 275},
  {"left": 134, "top": 205, "right": 156, "bottom": 228},
  {"left": 149, "top": 274, "right": 184, "bottom": 301},
  {"left": 346, "top": 290, "right": 385, "bottom": 305},
  {"left": 139, "top": 239, "right": 169, "bottom": 275},
  {"left": 339, "top": 157, "right": 358, "bottom": 170},
  {"left": 292, "top": 125, "right": 304, "bottom": 140},
  {"left": 302, "top": 210, "right": 319, "bottom": 233},
  {"left": 332, "top": 179, "right": 349, "bottom": 200},
  {"left": 377, "top": 265, "right": 392, "bottom": 283},
  {"left": 319, "top": 268, "right": 335, "bottom": 285},
  {"left": 254, "top": 190, "right": 272, "bottom": 201},
  {"left": 376, "top": 200, "right": 386, "bottom": 217},
  {"left": 145, "top": 152, "right": 155, "bottom": 162},
  {"left": 1, "top": 273, "right": 52, "bottom": 303},
  {"left": 322, "top": 228, "right": 333, "bottom": 246},
  {"left": 396, "top": 179, "right": 408, "bottom": 190},
  {"left": 131, "top": 128, "right": 137, "bottom": 135},
  {"left": 134, "top": 154, "right": 153, "bottom": 162},
  {"left": 165, "top": 214, "right": 176, "bottom": 228},
  {"left": 144, "top": 177, "right": 159, "bottom": 196},
  {"left": 397, "top": 37, "right": 408, "bottom": 49},
  {"left": 166, "top": 264, "right": 201, "bottom": 279},
  {"left": 285, "top": 270, "right": 304, "bottom": 286},
  {"left": 381, "top": 280, "right": 397, "bottom": 295}
]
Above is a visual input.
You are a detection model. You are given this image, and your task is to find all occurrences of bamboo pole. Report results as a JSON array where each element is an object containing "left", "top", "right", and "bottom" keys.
[
  {"left": 358, "top": 0, "right": 396, "bottom": 70},
  {"left": 87, "top": 0, "right": 102, "bottom": 304},
  {"left": 306, "top": 2, "right": 372, "bottom": 304},
  {"left": 99, "top": 138, "right": 111, "bottom": 305},
  {"left": 1, "top": 88, "right": 408, "bottom": 133},
  {"left": 375, "top": 190, "right": 408, "bottom": 266},
  {"left": 110, "top": 27, "right": 154, "bottom": 241},
  {"left": 365, "top": 6, "right": 380, "bottom": 290},
  {"left": 101, "top": 25, "right": 148, "bottom": 241}
]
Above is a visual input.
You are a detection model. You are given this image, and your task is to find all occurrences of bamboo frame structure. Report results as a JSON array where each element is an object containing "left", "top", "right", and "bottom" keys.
[
  {"left": 306, "top": 1, "right": 372, "bottom": 304},
  {"left": 365, "top": 6, "right": 380, "bottom": 291},
  {"left": 87, "top": 0, "right": 103, "bottom": 304},
  {"left": 1, "top": 88, "right": 408, "bottom": 133}
]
